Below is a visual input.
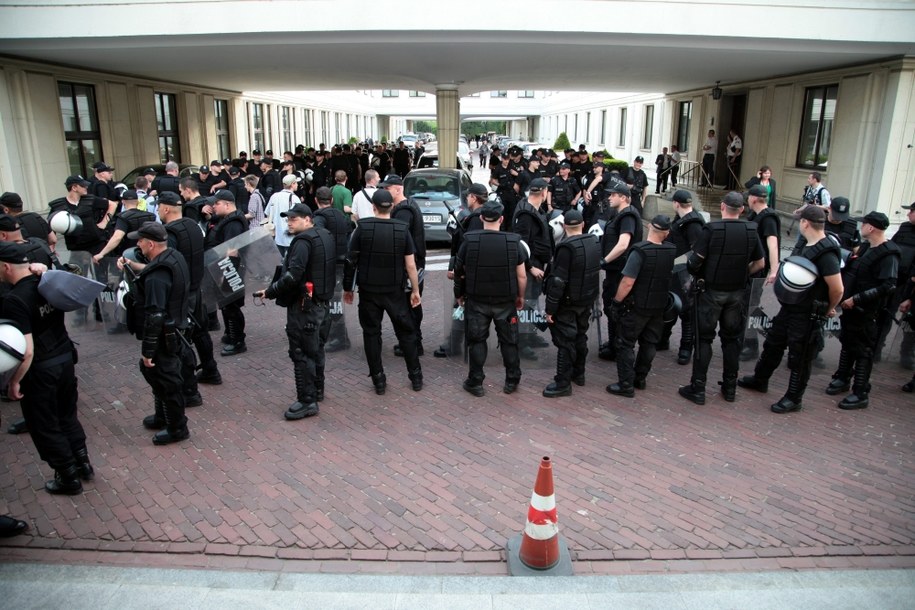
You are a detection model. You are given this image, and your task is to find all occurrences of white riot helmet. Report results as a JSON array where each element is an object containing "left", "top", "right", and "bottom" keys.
[
  {"left": 519, "top": 239, "right": 531, "bottom": 262},
  {"left": 304, "top": 168, "right": 314, "bottom": 184},
  {"left": 588, "top": 223, "right": 604, "bottom": 238},
  {"left": 0, "top": 319, "right": 26, "bottom": 374},
  {"left": 49, "top": 210, "right": 83, "bottom": 235},
  {"left": 773, "top": 256, "right": 819, "bottom": 305},
  {"left": 549, "top": 213, "right": 565, "bottom": 241}
]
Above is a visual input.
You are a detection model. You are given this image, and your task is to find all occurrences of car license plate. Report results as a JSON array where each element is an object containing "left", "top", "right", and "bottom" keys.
[{"left": 423, "top": 214, "right": 440, "bottom": 223}]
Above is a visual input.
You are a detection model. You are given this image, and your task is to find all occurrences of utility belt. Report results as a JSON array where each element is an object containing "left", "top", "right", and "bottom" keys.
[{"left": 30, "top": 350, "right": 74, "bottom": 371}]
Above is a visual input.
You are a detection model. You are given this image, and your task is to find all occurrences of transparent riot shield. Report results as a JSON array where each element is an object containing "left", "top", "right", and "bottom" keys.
[
  {"left": 62, "top": 250, "right": 102, "bottom": 331},
  {"left": 742, "top": 277, "right": 770, "bottom": 358},
  {"left": 441, "top": 277, "right": 465, "bottom": 360},
  {"left": 517, "top": 274, "right": 551, "bottom": 369},
  {"left": 201, "top": 227, "right": 281, "bottom": 312},
  {"left": 323, "top": 265, "right": 351, "bottom": 353},
  {"left": 90, "top": 257, "right": 130, "bottom": 332},
  {"left": 886, "top": 312, "right": 914, "bottom": 366}
]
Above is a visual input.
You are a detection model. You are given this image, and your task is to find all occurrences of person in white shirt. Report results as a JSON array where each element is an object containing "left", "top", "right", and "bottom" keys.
[
  {"left": 264, "top": 174, "right": 301, "bottom": 257},
  {"left": 726, "top": 129, "right": 742, "bottom": 189},
  {"left": 700, "top": 130, "right": 717, "bottom": 187},
  {"left": 670, "top": 145, "right": 682, "bottom": 187},
  {"left": 352, "top": 169, "right": 379, "bottom": 223}
]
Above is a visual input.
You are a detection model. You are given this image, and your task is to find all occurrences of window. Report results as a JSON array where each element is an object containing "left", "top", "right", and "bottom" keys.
[
  {"left": 382, "top": 89, "right": 399, "bottom": 97},
  {"left": 585, "top": 112, "right": 591, "bottom": 143},
  {"left": 573, "top": 114, "right": 579, "bottom": 141},
  {"left": 797, "top": 84, "right": 838, "bottom": 169},
  {"left": 320, "top": 111, "right": 329, "bottom": 144},
  {"left": 58, "top": 81, "right": 102, "bottom": 177},
  {"left": 281, "top": 106, "right": 294, "bottom": 152},
  {"left": 617, "top": 108, "right": 627, "bottom": 147},
  {"left": 518, "top": 90, "right": 535, "bottom": 98},
  {"left": 154, "top": 92, "right": 181, "bottom": 163},
  {"left": 641, "top": 105, "right": 654, "bottom": 149},
  {"left": 250, "top": 102, "right": 266, "bottom": 152},
  {"left": 490, "top": 90, "right": 507, "bottom": 98},
  {"left": 303, "top": 108, "right": 312, "bottom": 147},
  {"left": 600, "top": 110, "right": 607, "bottom": 145},
  {"left": 214, "top": 99, "right": 230, "bottom": 161},
  {"left": 409, "top": 90, "right": 426, "bottom": 97},
  {"left": 677, "top": 101, "right": 692, "bottom": 153},
  {"left": 335, "top": 112, "right": 342, "bottom": 144},
  {"left": 466, "top": 92, "right": 480, "bottom": 98}
]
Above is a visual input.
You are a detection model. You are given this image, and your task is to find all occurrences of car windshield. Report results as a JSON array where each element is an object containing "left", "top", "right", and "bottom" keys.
[{"left": 404, "top": 175, "right": 460, "bottom": 200}]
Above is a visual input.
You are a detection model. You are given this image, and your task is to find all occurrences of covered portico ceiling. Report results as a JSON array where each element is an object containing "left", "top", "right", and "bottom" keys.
[{"left": 0, "top": 0, "right": 913, "bottom": 96}]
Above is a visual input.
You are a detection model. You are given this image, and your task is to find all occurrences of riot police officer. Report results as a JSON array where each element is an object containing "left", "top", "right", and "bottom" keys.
[
  {"left": 385, "top": 174, "right": 427, "bottom": 357},
  {"left": 623, "top": 156, "right": 649, "bottom": 217},
  {"left": 92, "top": 190, "right": 156, "bottom": 261},
  {"left": 660, "top": 189, "right": 706, "bottom": 364},
  {"left": 255, "top": 203, "right": 336, "bottom": 420},
  {"left": 119, "top": 222, "right": 191, "bottom": 445},
  {"left": 827, "top": 212, "right": 900, "bottom": 410},
  {"left": 205, "top": 190, "right": 249, "bottom": 356},
  {"left": 1, "top": 191, "right": 55, "bottom": 248},
  {"left": 547, "top": 162, "right": 581, "bottom": 214},
  {"left": 739, "top": 206, "right": 843, "bottom": 413},
  {"left": 606, "top": 215, "right": 677, "bottom": 397},
  {"left": 454, "top": 200, "right": 527, "bottom": 397},
  {"left": 343, "top": 189, "right": 423, "bottom": 395},
  {"left": 490, "top": 152, "right": 518, "bottom": 225},
  {"left": 542, "top": 210, "right": 601, "bottom": 397},
  {"left": 313, "top": 186, "right": 352, "bottom": 352},
  {"left": 740, "top": 184, "right": 782, "bottom": 362},
  {"left": 599, "top": 182, "right": 643, "bottom": 361},
  {"left": 679, "top": 192, "right": 764, "bottom": 405},
  {"left": 157, "top": 192, "right": 222, "bottom": 397},
  {"left": 876, "top": 201, "right": 915, "bottom": 366},
  {"left": 0, "top": 241, "right": 90, "bottom": 493},
  {"left": 512, "top": 178, "right": 552, "bottom": 359}
]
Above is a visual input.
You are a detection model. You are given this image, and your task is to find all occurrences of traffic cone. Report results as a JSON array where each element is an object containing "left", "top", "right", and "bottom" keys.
[{"left": 506, "top": 456, "right": 573, "bottom": 576}]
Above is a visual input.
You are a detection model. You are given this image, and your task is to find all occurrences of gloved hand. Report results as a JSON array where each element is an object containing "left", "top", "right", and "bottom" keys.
[{"left": 609, "top": 300, "right": 624, "bottom": 323}]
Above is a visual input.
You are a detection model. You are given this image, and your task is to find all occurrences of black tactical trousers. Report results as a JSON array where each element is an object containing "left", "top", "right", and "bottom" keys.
[
  {"left": 189, "top": 289, "right": 217, "bottom": 373},
  {"left": 465, "top": 299, "right": 521, "bottom": 385},
  {"left": 286, "top": 300, "right": 330, "bottom": 403},
  {"left": 403, "top": 278, "right": 424, "bottom": 349},
  {"left": 548, "top": 303, "right": 591, "bottom": 384},
  {"left": 616, "top": 309, "right": 665, "bottom": 385},
  {"left": 220, "top": 295, "right": 245, "bottom": 345},
  {"left": 693, "top": 287, "right": 746, "bottom": 385},
  {"left": 21, "top": 355, "right": 85, "bottom": 469},
  {"left": 140, "top": 341, "right": 187, "bottom": 433},
  {"left": 754, "top": 308, "right": 821, "bottom": 399},
  {"left": 357, "top": 291, "right": 420, "bottom": 377}
]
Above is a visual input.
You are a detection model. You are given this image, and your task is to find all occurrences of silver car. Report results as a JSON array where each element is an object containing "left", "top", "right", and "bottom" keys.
[{"left": 403, "top": 168, "right": 474, "bottom": 243}]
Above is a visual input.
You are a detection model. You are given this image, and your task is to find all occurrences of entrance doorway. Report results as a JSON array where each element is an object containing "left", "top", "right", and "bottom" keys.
[{"left": 716, "top": 93, "right": 746, "bottom": 188}]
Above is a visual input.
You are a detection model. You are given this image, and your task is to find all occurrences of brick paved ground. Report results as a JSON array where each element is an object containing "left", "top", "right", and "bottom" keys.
[{"left": 1, "top": 258, "right": 913, "bottom": 574}]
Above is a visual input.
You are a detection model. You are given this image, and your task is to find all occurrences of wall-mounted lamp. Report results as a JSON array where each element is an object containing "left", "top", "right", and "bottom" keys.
[{"left": 711, "top": 81, "right": 723, "bottom": 101}]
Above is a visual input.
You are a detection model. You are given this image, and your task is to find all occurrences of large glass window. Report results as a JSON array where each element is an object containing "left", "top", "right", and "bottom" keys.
[
  {"left": 320, "top": 111, "right": 329, "bottom": 144},
  {"left": 518, "top": 90, "right": 535, "bottom": 98},
  {"left": 796, "top": 84, "right": 838, "bottom": 169},
  {"left": 490, "top": 90, "right": 507, "bottom": 98},
  {"left": 58, "top": 81, "right": 102, "bottom": 176},
  {"left": 574, "top": 114, "right": 579, "bottom": 141},
  {"left": 617, "top": 108, "right": 627, "bottom": 147},
  {"left": 641, "top": 104, "right": 654, "bottom": 149},
  {"left": 155, "top": 92, "right": 181, "bottom": 163},
  {"left": 600, "top": 110, "right": 607, "bottom": 145},
  {"left": 382, "top": 89, "right": 399, "bottom": 97},
  {"left": 214, "top": 99, "right": 230, "bottom": 161},
  {"left": 281, "top": 105, "right": 294, "bottom": 152},
  {"left": 303, "top": 108, "right": 312, "bottom": 147},
  {"left": 250, "top": 102, "right": 266, "bottom": 152},
  {"left": 409, "top": 90, "right": 426, "bottom": 97},
  {"left": 677, "top": 101, "right": 692, "bottom": 153}
]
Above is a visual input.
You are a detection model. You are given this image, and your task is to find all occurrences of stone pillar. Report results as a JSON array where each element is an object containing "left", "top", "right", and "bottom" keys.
[{"left": 435, "top": 85, "right": 460, "bottom": 170}]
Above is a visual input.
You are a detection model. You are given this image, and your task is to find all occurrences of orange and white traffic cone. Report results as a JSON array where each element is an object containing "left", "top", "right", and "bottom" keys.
[{"left": 506, "top": 456, "right": 573, "bottom": 575}]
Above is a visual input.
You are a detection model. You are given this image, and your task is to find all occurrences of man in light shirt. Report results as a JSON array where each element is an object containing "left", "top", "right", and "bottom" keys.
[{"left": 352, "top": 169, "right": 379, "bottom": 223}]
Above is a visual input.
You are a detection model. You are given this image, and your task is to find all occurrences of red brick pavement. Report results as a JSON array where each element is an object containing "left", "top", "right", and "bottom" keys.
[{"left": 1, "top": 264, "right": 913, "bottom": 574}]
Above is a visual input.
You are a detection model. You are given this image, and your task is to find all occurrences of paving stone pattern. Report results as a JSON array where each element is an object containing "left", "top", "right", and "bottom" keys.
[{"left": 1, "top": 266, "right": 913, "bottom": 573}]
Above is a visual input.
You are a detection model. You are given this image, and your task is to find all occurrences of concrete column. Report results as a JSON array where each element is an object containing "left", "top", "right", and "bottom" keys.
[{"left": 435, "top": 85, "right": 460, "bottom": 170}]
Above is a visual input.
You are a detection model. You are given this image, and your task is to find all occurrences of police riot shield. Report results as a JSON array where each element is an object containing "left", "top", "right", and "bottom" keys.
[
  {"left": 201, "top": 227, "right": 281, "bottom": 312},
  {"left": 61, "top": 250, "right": 107, "bottom": 331},
  {"left": 885, "top": 311, "right": 914, "bottom": 366},
  {"left": 94, "top": 257, "right": 129, "bottom": 332},
  {"left": 517, "top": 274, "right": 551, "bottom": 369},
  {"left": 441, "top": 273, "right": 466, "bottom": 361},
  {"left": 323, "top": 264, "right": 351, "bottom": 353}
]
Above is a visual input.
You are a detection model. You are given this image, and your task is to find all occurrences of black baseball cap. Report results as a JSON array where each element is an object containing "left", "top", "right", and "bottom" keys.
[
  {"left": 265, "top": 149, "right": 274, "bottom": 156},
  {"left": 671, "top": 189, "right": 692, "bottom": 204},
  {"left": 854, "top": 211, "right": 890, "bottom": 230},
  {"left": 214, "top": 189, "right": 235, "bottom": 203},
  {"left": 315, "top": 186, "right": 333, "bottom": 202},
  {"left": 372, "top": 189, "right": 394, "bottom": 208},
  {"left": 157, "top": 192, "right": 181, "bottom": 206},
  {"left": 562, "top": 210, "right": 584, "bottom": 226},
  {"left": 0, "top": 240, "right": 35, "bottom": 263},
  {"left": 92, "top": 161, "right": 114, "bottom": 172},
  {"left": 121, "top": 189, "right": 139, "bottom": 201},
  {"left": 0, "top": 214, "right": 22, "bottom": 232},
  {"left": 0, "top": 192, "right": 24, "bottom": 208},
  {"left": 142, "top": 167, "right": 157, "bottom": 176},
  {"left": 127, "top": 221, "right": 167, "bottom": 242},
  {"left": 722, "top": 191, "right": 745, "bottom": 209},
  {"left": 209, "top": 160, "right": 223, "bottom": 167},
  {"left": 608, "top": 182, "right": 630, "bottom": 196},
  {"left": 66, "top": 175, "right": 91, "bottom": 189},
  {"left": 747, "top": 184, "right": 768, "bottom": 198},
  {"left": 634, "top": 156, "right": 644, "bottom": 163},
  {"left": 830, "top": 197, "right": 850, "bottom": 220},
  {"left": 800, "top": 205, "right": 826, "bottom": 223},
  {"left": 252, "top": 149, "right": 261, "bottom": 155},
  {"left": 379, "top": 174, "right": 403, "bottom": 187},
  {"left": 480, "top": 200, "right": 504, "bottom": 221},
  {"left": 559, "top": 161, "right": 571, "bottom": 169},
  {"left": 650, "top": 215, "right": 671, "bottom": 231},
  {"left": 902, "top": 202, "right": 915, "bottom": 212},
  {"left": 199, "top": 165, "right": 210, "bottom": 173},
  {"left": 281, "top": 203, "right": 313, "bottom": 218},
  {"left": 467, "top": 183, "right": 488, "bottom": 198},
  {"left": 529, "top": 178, "right": 548, "bottom": 192},
  {"left": 228, "top": 166, "right": 240, "bottom": 176}
]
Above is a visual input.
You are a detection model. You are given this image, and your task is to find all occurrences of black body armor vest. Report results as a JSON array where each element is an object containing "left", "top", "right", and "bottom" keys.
[
  {"left": 702, "top": 220, "right": 759, "bottom": 291},
  {"left": 313, "top": 207, "right": 350, "bottom": 263},
  {"left": 165, "top": 217, "right": 205, "bottom": 292},
  {"left": 205, "top": 210, "right": 247, "bottom": 249},
  {"left": 600, "top": 206, "right": 643, "bottom": 270},
  {"left": 555, "top": 234, "right": 601, "bottom": 305},
  {"left": 135, "top": 248, "right": 190, "bottom": 330},
  {"left": 629, "top": 241, "right": 677, "bottom": 310},
  {"left": 462, "top": 230, "right": 520, "bottom": 302},
  {"left": 355, "top": 218, "right": 407, "bottom": 294}
]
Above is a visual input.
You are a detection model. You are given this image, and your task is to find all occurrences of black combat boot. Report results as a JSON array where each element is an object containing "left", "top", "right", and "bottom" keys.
[
  {"left": 45, "top": 463, "right": 83, "bottom": 495},
  {"left": 677, "top": 315, "right": 695, "bottom": 365},
  {"left": 826, "top": 349, "right": 853, "bottom": 395},
  {"left": 73, "top": 447, "right": 94, "bottom": 481},
  {"left": 771, "top": 369, "right": 805, "bottom": 414},
  {"left": 196, "top": 364, "right": 222, "bottom": 385},
  {"left": 839, "top": 358, "right": 872, "bottom": 410},
  {"left": 152, "top": 399, "right": 190, "bottom": 445},
  {"left": 286, "top": 363, "right": 319, "bottom": 420},
  {"left": 371, "top": 372, "right": 387, "bottom": 395},
  {"left": 543, "top": 350, "right": 572, "bottom": 398},
  {"left": 220, "top": 318, "right": 247, "bottom": 356},
  {"left": 143, "top": 396, "right": 166, "bottom": 430},
  {"left": 678, "top": 380, "right": 706, "bottom": 405},
  {"left": 409, "top": 368, "right": 423, "bottom": 392},
  {"left": 315, "top": 365, "right": 325, "bottom": 402},
  {"left": 737, "top": 374, "right": 769, "bottom": 393},
  {"left": 718, "top": 377, "right": 738, "bottom": 402}
]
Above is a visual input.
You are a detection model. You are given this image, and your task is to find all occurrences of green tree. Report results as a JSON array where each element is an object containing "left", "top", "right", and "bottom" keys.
[
  {"left": 413, "top": 120, "right": 437, "bottom": 134},
  {"left": 553, "top": 132, "right": 572, "bottom": 151}
]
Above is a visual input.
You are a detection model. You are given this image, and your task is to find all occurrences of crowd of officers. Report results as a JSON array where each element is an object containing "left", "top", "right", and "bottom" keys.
[{"left": 0, "top": 141, "right": 913, "bottom": 513}]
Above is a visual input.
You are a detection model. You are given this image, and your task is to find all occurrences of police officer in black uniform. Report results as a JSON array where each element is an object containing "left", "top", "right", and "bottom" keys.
[
  {"left": 660, "top": 189, "right": 706, "bottom": 364},
  {"left": 178, "top": 177, "right": 211, "bottom": 224},
  {"left": 511, "top": 177, "right": 553, "bottom": 359},
  {"left": 255, "top": 203, "right": 335, "bottom": 420},
  {"left": 205, "top": 190, "right": 249, "bottom": 355},
  {"left": 92, "top": 190, "right": 156, "bottom": 261},
  {"left": 518, "top": 156, "right": 540, "bottom": 200},
  {"left": 0, "top": 241, "right": 90, "bottom": 493},
  {"left": 1, "top": 191, "right": 55, "bottom": 248},
  {"left": 313, "top": 185, "right": 352, "bottom": 352},
  {"left": 679, "top": 192, "right": 765, "bottom": 405},
  {"left": 826, "top": 211, "right": 900, "bottom": 410},
  {"left": 490, "top": 152, "right": 517, "bottom": 225},
  {"left": 740, "top": 184, "right": 782, "bottom": 362},
  {"left": 624, "top": 156, "right": 649, "bottom": 217},
  {"left": 547, "top": 162, "right": 581, "bottom": 214},
  {"left": 49, "top": 175, "right": 112, "bottom": 256},
  {"left": 454, "top": 199, "right": 527, "bottom": 397},
  {"left": 343, "top": 189, "right": 423, "bottom": 395},
  {"left": 876, "top": 201, "right": 915, "bottom": 366},
  {"left": 542, "top": 210, "right": 601, "bottom": 397},
  {"left": 599, "top": 182, "right": 643, "bottom": 361},
  {"left": 259, "top": 158, "right": 281, "bottom": 201},
  {"left": 150, "top": 161, "right": 181, "bottom": 197},
  {"left": 739, "top": 206, "right": 843, "bottom": 413},
  {"left": 157, "top": 192, "right": 222, "bottom": 396},
  {"left": 119, "top": 222, "right": 191, "bottom": 445},
  {"left": 607, "top": 215, "right": 677, "bottom": 397}
]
